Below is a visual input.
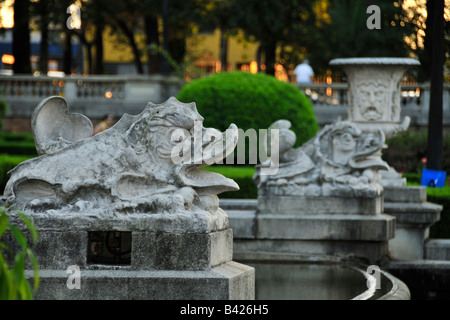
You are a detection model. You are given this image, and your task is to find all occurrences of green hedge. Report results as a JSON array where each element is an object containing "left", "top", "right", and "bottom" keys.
[
  {"left": 207, "top": 166, "right": 450, "bottom": 239},
  {"left": 177, "top": 72, "right": 319, "bottom": 164},
  {"left": 0, "top": 154, "right": 35, "bottom": 193},
  {"left": 0, "top": 133, "right": 37, "bottom": 156},
  {"left": 204, "top": 166, "right": 257, "bottom": 199}
]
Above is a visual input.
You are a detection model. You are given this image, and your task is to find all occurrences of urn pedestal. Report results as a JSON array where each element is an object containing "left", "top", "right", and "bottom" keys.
[{"left": 330, "top": 58, "right": 442, "bottom": 260}]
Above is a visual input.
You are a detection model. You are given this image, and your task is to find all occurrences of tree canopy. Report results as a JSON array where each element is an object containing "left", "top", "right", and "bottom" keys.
[{"left": 3, "top": 0, "right": 448, "bottom": 79}]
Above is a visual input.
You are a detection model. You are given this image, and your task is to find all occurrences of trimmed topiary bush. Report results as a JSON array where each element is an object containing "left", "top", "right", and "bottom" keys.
[{"left": 177, "top": 72, "right": 319, "bottom": 164}]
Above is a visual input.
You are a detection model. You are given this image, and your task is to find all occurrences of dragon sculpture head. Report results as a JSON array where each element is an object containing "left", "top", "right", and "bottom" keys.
[
  {"left": 254, "top": 120, "right": 389, "bottom": 198},
  {"left": 3, "top": 97, "right": 239, "bottom": 215}
]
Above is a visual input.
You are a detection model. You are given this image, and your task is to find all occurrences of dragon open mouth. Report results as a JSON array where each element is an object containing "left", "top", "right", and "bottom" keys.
[
  {"left": 349, "top": 129, "right": 389, "bottom": 171},
  {"left": 175, "top": 123, "right": 240, "bottom": 194}
]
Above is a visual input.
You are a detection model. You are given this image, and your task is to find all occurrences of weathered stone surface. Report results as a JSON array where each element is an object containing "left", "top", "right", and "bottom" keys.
[
  {"left": 233, "top": 239, "right": 391, "bottom": 264},
  {"left": 28, "top": 261, "right": 255, "bottom": 300},
  {"left": 330, "top": 57, "right": 421, "bottom": 188},
  {"left": 257, "top": 196, "right": 383, "bottom": 215},
  {"left": 384, "top": 186, "right": 442, "bottom": 260},
  {"left": 241, "top": 119, "right": 395, "bottom": 264},
  {"left": 256, "top": 213, "right": 395, "bottom": 241},
  {"left": 32, "top": 96, "right": 93, "bottom": 155},
  {"left": 329, "top": 57, "right": 420, "bottom": 139},
  {"left": 383, "top": 186, "right": 427, "bottom": 203},
  {"left": 4, "top": 97, "right": 239, "bottom": 222},
  {"left": 425, "top": 239, "right": 450, "bottom": 260},
  {"left": 20, "top": 226, "right": 224, "bottom": 271},
  {"left": 3, "top": 96, "right": 255, "bottom": 300},
  {"left": 254, "top": 120, "right": 388, "bottom": 199}
]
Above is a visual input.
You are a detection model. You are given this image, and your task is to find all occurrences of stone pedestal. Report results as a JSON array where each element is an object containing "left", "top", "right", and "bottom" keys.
[
  {"left": 227, "top": 196, "right": 395, "bottom": 265},
  {"left": 384, "top": 186, "right": 442, "bottom": 260},
  {"left": 1, "top": 97, "right": 255, "bottom": 300},
  {"left": 8, "top": 210, "right": 254, "bottom": 300}
]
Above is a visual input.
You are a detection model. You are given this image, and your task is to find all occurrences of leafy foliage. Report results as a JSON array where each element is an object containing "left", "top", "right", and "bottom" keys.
[
  {"left": 382, "top": 129, "right": 450, "bottom": 174},
  {"left": 0, "top": 208, "right": 39, "bottom": 300},
  {"left": 225, "top": 0, "right": 316, "bottom": 75},
  {"left": 309, "top": 0, "right": 415, "bottom": 75}
]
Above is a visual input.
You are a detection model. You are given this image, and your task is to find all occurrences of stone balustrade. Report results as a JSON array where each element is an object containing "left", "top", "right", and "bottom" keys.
[
  {"left": 0, "top": 74, "right": 184, "bottom": 119},
  {"left": 297, "top": 82, "right": 450, "bottom": 110},
  {"left": 0, "top": 75, "right": 449, "bottom": 131}
]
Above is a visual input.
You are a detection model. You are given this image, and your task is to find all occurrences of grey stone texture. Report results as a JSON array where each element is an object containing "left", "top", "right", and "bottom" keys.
[
  {"left": 6, "top": 210, "right": 255, "bottom": 300},
  {"left": 425, "top": 239, "right": 450, "bottom": 260},
  {"left": 29, "top": 262, "right": 255, "bottom": 300},
  {"left": 3, "top": 97, "right": 255, "bottom": 300},
  {"left": 384, "top": 186, "right": 442, "bottom": 260},
  {"left": 244, "top": 118, "right": 395, "bottom": 264}
]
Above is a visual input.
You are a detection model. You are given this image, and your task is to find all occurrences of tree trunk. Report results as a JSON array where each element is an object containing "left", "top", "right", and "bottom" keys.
[
  {"left": 13, "top": 0, "right": 31, "bottom": 74},
  {"left": 220, "top": 27, "right": 228, "bottom": 71},
  {"left": 426, "top": 0, "right": 444, "bottom": 171},
  {"left": 263, "top": 41, "right": 277, "bottom": 76},
  {"left": 144, "top": 15, "right": 160, "bottom": 74},
  {"left": 86, "top": 43, "right": 93, "bottom": 75},
  {"left": 168, "top": 36, "right": 186, "bottom": 69},
  {"left": 115, "top": 18, "right": 144, "bottom": 74},
  {"left": 256, "top": 44, "right": 262, "bottom": 72},
  {"left": 72, "top": 30, "right": 93, "bottom": 74},
  {"left": 39, "top": 0, "right": 49, "bottom": 74},
  {"left": 94, "top": 24, "right": 104, "bottom": 74},
  {"left": 160, "top": 0, "right": 171, "bottom": 75},
  {"left": 62, "top": 30, "right": 72, "bottom": 74},
  {"left": 422, "top": 0, "right": 435, "bottom": 80}
]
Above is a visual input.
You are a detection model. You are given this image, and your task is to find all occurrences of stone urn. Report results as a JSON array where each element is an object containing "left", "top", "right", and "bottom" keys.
[
  {"left": 329, "top": 57, "right": 420, "bottom": 186},
  {"left": 329, "top": 57, "right": 420, "bottom": 139}
]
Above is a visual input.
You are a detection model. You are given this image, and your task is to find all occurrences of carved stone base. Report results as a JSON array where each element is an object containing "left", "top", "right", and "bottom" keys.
[
  {"left": 257, "top": 196, "right": 383, "bottom": 216},
  {"left": 384, "top": 186, "right": 442, "bottom": 260},
  {"left": 222, "top": 199, "right": 395, "bottom": 264},
  {"left": 29, "top": 262, "right": 255, "bottom": 300},
  {"left": 379, "top": 166, "right": 407, "bottom": 188},
  {"left": 236, "top": 213, "right": 394, "bottom": 264},
  {"left": 5, "top": 210, "right": 255, "bottom": 300}
]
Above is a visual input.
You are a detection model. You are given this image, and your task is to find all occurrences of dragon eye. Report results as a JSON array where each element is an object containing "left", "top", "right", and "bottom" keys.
[
  {"left": 135, "top": 124, "right": 140, "bottom": 130},
  {"left": 342, "top": 133, "right": 352, "bottom": 141}
]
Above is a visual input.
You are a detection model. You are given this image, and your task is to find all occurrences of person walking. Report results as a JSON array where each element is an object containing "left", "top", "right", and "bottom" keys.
[{"left": 293, "top": 59, "right": 314, "bottom": 84}]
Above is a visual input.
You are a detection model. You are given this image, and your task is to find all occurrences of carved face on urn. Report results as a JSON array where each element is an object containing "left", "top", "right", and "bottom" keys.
[
  {"left": 353, "top": 80, "right": 388, "bottom": 121},
  {"left": 329, "top": 58, "right": 420, "bottom": 138}
]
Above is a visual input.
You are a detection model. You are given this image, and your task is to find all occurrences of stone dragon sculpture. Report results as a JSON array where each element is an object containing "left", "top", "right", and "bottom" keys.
[
  {"left": 3, "top": 97, "right": 239, "bottom": 215},
  {"left": 254, "top": 120, "right": 389, "bottom": 198}
]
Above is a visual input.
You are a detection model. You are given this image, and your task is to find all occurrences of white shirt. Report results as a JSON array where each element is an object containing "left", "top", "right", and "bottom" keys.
[{"left": 294, "top": 63, "right": 314, "bottom": 83}]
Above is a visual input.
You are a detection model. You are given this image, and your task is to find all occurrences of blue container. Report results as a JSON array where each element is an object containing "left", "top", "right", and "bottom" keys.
[{"left": 421, "top": 169, "right": 447, "bottom": 188}]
